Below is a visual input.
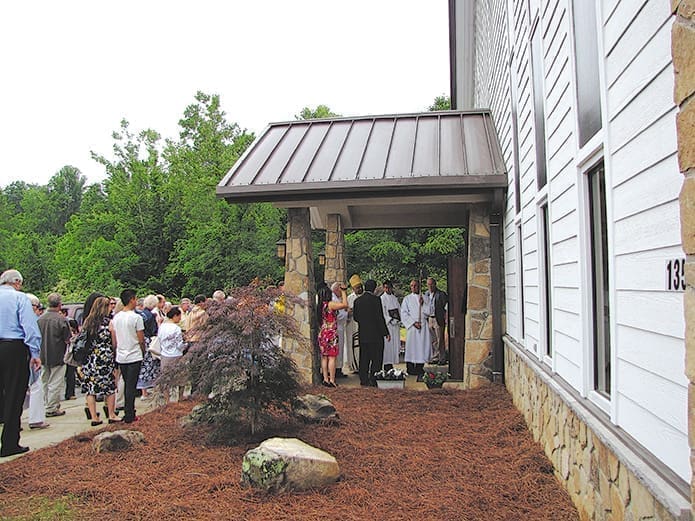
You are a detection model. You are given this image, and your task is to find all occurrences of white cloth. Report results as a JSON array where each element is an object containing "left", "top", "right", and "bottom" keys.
[
  {"left": 332, "top": 294, "right": 347, "bottom": 369},
  {"left": 381, "top": 292, "right": 401, "bottom": 365},
  {"left": 158, "top": 320, "right": 185, "bottom": 358},
  {"left": 112, "top": 310, "right": 145, "bottom": 364},
  {"left": 28, "top": 367, "right": 46, "bottom": 424},
  {"left": 400, "top": 292, "right": 433, "bottom": 364},
  {"left": 343, "top": 292, "right": 362, "bottom": 372}
]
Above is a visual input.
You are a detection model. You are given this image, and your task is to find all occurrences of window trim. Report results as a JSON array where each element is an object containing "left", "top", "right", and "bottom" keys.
[{"left": 537, "top": 196, "right": 553, "bottom": 366}]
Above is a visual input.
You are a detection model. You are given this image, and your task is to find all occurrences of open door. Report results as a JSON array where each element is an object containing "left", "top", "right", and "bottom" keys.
[{"left": 447, "top": 254, "right": 467, "bottom": 380}]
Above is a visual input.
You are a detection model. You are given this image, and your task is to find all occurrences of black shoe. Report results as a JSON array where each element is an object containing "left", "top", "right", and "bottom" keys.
[
  {"left": 1, "top": 445, "right": 29, "bottom": 457},
  {"left": 416, "top": 375, "right": 424, "bottom": 382},
  {"left": 322, "top": 380, "right": 331, "bottom": 387},
  {"left": 335, "top": 370, "right": 348, "bottom": 378}
]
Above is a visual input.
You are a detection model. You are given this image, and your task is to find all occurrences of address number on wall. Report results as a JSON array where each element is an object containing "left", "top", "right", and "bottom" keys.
[{"left": 665, "top": 258, "right": 686, "bottom": 291}]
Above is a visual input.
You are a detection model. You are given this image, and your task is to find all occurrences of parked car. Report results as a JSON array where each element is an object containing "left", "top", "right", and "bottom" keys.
[{"left": 61, "top": 303, "right": 85, "bottom": 326}]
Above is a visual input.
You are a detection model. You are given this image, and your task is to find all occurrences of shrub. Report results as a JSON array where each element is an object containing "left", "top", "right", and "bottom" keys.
[{"left": 157, "top": 284, "right": 307, "bottom": 438}]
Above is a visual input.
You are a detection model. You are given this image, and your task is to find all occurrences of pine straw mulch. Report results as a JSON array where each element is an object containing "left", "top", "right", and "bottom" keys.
[{"left": 0, "top": 384, "right": 578, "bottom": 521}]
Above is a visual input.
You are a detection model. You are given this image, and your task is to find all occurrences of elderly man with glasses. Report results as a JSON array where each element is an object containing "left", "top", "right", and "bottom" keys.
[{"left": 0, "top": 269, "right": 42, "bottom": 457}]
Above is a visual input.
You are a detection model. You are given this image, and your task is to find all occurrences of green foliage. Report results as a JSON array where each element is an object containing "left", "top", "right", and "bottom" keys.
[
  {"left": 0, "top": 93, "right": 461, "bottom": 300},
  {"left": 295, "top": 104, "right": 341, "bottom": 120},
  {"left": 428, "top": 94, "right": 451, "bottom": 111},
  {"left": 158, "top": 284, "right": 305, "bottom": 439},
  {"left": 343, "top": 228, "right": 465, "bottom": 293}
]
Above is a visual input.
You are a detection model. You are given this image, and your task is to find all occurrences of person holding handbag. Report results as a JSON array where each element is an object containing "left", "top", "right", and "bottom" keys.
[{"left": 81, "top": 297, "right": 121, "bottom": 425}]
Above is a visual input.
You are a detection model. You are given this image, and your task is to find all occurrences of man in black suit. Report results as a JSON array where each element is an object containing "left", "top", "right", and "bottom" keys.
[{"left": 353, "top": 279, "right": 390, "bottom": 386}]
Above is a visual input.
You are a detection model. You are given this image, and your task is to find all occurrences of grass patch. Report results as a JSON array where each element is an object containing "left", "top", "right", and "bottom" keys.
[{"left": 3, "top": 495, "right": 77, "bottom": 520}]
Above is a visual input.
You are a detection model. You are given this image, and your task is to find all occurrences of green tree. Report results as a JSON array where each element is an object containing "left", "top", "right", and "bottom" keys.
[
  {"left": 46, "top": 166, "right": 86, "bottom": 234},
  {"left": 295, "top": 104, "right": 341, "bottom": 120},
  {"left": 428, "top": 94, "right": 451, "bottom": 111},
  {"left": 165, "top": 92, "right": 284, "bottom": 297}
]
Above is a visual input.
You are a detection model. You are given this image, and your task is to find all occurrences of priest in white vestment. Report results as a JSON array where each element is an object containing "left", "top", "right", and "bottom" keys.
[
  {"left": 380, "top": 280, "right": 401, "bottom": 371},
  {"left": 400, "top": 279, "right": 433, "bottom": 380}
]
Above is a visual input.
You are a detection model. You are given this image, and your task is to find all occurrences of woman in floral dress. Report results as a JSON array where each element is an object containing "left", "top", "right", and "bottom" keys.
[
  {"left": 317, "top": 283, "right": 348, "bottom": 387},
  {"left": 81, "top": 296, "right": 120, "bottom": 425}
]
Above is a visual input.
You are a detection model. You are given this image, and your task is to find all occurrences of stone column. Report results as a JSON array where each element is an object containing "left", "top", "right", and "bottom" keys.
[
  {"left": 283, "top": 208, "right": 318, "bottom": 385},
  {"left": 463, "top": 205, "right": 494, "bottom": 388},
  {"left": 323, "top": 214, "right": 347, "bottom": 286},
  {"left": 672, "top": 0, "right": 695, "bottom": 512}
]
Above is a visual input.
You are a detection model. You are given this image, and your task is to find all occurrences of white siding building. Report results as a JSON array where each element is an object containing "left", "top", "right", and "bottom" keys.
[{"left": 452, "top": 0, "right": 691, "bottom": 518}]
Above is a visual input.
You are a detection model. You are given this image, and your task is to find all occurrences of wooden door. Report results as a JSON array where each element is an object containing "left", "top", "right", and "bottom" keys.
[{"left": 447, "top": 254, "right": 467, "bottom": 380}]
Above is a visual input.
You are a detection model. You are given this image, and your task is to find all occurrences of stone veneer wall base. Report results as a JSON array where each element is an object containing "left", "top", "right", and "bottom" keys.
[{"left": 504, "top": 336, "right": 691, "bottom": 521}]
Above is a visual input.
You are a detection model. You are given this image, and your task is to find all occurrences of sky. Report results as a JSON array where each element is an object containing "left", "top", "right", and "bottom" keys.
[{"left": 0, "top": 1, "right": 450, "bottom": 188}]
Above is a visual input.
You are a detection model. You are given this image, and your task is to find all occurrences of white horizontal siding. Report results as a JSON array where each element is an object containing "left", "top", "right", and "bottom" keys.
[
  {"left": 617, "top": 390, "right": 689, "bottom": 481},
  {"left": 618, "top": 325, "right": 686, "bottom": 381},
  {"left": 615, "top": 290, "right": 685, "bottom": 339},
  {"left": 614, "top": 244, "right": 686, "bottom": 291},
  {"left": 612, "top": 200, "right": 682, "bottom": 256}
]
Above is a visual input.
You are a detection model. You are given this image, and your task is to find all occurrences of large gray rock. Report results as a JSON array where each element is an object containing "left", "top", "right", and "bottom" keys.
[
  {"left": 241, "top": 437, "right": 340, "bottom": 492},
  {"left": 92, "top": 429, "right": 145, "bottom": 453},
  {"left": 292, "top": 394, "right": 339, "bottom": 423}
]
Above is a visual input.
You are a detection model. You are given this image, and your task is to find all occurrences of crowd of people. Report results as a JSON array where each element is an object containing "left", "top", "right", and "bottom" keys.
[
  {"left": 317, "top": 274, "right": 449, "bottom": 387},
  {"left": 0, "top": 264, "right": 449, "bottom": 457},
  {"left": 0, "top": 268, "right": 221, "bottom": 457}
]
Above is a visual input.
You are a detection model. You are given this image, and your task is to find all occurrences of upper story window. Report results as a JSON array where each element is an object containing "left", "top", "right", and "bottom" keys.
[
  {"left": 530, "top": 19, "right": 547, "bottom": 188},
  {"left": 571, "top": 0, "right": 602, "bottom": 147}
]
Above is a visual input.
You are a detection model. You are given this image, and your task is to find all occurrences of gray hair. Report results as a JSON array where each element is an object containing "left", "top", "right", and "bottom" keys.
[
  {"left": 143, "top": 294, "right": 159, "bottom": 310},
  {"left": 25, "top": 292, "right": 40, "bottom": 306},
  {"left": 0, "top": 269, "right": 23, "bottom": 285},
  {"left": 212, "top": 290, "right": 226, "bottom": 302},
  {"left": 46, "top": 293, "right": 62, "bottom": 308}
]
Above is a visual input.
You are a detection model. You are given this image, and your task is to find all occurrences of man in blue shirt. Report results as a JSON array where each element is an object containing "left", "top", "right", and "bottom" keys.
[{"left": 0, "top": 269, "right": 42, "bottom": 457}]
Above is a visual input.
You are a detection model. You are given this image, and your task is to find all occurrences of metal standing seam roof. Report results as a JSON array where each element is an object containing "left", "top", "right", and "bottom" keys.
[{"left": 216, "top": 110, "right": 507, "bottom": 204}]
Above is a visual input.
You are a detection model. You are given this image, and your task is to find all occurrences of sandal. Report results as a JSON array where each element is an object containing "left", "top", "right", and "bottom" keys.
[
  {"left": 321, "top": 380, "right": 331, "bottom": 387},
  {"left": 90, "top": 420, "right": 103, "bottom": 427}
]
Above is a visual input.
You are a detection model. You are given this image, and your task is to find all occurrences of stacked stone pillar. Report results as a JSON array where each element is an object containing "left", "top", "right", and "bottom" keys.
[
  {"left": 672, "top": 0, "right": 695, "bottom": 512},
  {"left": 323, "top": 214, "right": 347, "bottom": 286},
  {"left": 463, "top": 205, "right": 494, "bottom": 388},
  {"left": 283, "top": 208, "right": 318, "bottom": 385}
]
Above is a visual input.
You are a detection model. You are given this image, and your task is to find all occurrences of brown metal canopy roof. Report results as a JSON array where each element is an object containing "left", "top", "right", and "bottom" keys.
[{"left": 217, "top": 110, "right": 506, "bottom": 229}]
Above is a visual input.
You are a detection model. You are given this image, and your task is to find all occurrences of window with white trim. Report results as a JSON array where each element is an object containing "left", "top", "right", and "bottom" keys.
[
  {"left": 571, "top": 0, "right": 602, "bottom": 147},
  {"left": 539, "top": 202, "right": 552, "bottom": 358},
  {"left": 530, "top": 18, "right": 547, "bottom": 188},
  {"left": 587, "top": 162, "right": 611, "bottom": 396}
]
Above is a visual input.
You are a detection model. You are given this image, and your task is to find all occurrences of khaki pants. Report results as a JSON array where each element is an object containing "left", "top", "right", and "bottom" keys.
[
  {"left": 42, "top": 363, "right": 66, "bottom": 414},
  {"left": 428, "top": 317, "right": 446, "bottom": 362}
]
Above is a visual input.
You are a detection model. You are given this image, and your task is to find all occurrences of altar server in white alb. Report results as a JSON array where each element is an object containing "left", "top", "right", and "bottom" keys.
[
  {"left": 380, "top": 280, "right": 401, "bottom": 371},
  {"left": 400, "top": 279, "right": 432, "bottom": 381}
]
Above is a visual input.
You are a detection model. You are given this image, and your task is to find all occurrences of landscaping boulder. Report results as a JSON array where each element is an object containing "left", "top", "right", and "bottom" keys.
[
  {"left": 93, "top": 430, "right": 145, "bottom": 453},
  {"left": 292, "top": 394, "right": 339, "bottom": 423},
  {"left": 241, "top": 437, "right": 340, "bottom": 492}
]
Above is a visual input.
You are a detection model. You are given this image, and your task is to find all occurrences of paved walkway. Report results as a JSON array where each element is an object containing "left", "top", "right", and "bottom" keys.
[{"left": 1, "top": 393, "right": 157, "bottom": 463}]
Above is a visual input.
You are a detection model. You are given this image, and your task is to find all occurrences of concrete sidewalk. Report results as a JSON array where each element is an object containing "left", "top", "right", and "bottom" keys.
[{"left": 1, "top": 393, "right": 157, "bottom": 463}]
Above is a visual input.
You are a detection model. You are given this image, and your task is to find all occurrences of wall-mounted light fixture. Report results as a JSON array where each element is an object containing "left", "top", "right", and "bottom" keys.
[
  {"left": 318, "top": 251, "right": 326, "bottom": 266},
  {"left": 276, "top": 239, "right": 286, "bottom": 260}
]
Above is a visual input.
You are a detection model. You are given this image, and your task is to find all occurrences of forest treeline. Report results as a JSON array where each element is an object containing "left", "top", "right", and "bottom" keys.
[{"left": 0, "top": 92, "right": 463, "bottom": 300}]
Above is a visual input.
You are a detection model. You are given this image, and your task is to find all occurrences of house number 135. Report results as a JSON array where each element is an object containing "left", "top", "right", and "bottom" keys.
[{"left": 666, "top": 258, "right": 686, "bottom": 291}]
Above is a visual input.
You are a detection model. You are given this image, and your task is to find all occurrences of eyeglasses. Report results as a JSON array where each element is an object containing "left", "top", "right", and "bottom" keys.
[{"left": 109, "top": 301, "right": 116, "bottom": 306}]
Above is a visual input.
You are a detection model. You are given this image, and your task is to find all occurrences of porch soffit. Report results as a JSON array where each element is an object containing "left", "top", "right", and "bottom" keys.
[{"left": 216, "top": 110, "right": 507, "bottom": 229}]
